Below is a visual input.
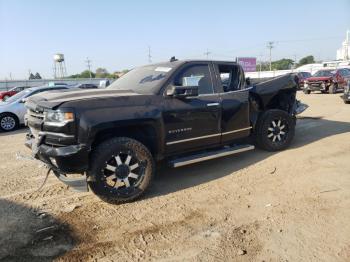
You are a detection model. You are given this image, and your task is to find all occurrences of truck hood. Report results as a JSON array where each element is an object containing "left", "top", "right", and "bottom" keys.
[
  {"left": 306, "top": 76, "right": 332, "bottom": 82},
  {"left": 25, "top": 89, "right": 141, "bottom": 110}
]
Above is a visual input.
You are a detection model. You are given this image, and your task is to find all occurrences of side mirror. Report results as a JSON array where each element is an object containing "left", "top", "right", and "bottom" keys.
[
  {"left": 166, "top": 85, "right": 199, "bottom": 98},
  {"left": 19, "top": 98, "right": 26, "bottom": 103},
  {"left": 245, "top": 77, "right": 251, "bottom": 86}
]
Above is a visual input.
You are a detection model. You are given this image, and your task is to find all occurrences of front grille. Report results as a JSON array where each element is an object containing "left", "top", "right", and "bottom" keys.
[
  {"left": 309, "top": 81, "right": 323, "bottom": 85},
  {"left": 27, "top": 109, "right": 44, "bottom": 120},
  {"left": 26, "top": 109, "right": 44, "bottom": 131}
]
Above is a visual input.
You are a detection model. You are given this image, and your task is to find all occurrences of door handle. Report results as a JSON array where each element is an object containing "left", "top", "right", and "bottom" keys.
[{"left": 207, "top": 103, "right": 220, "bottom": 107}]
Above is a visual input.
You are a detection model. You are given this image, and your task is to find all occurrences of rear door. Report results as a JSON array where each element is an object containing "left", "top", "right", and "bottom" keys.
[
  {"left": 163, "top": 62, "right": 221, "bottom": 155},
  {"left": 213, "top": 62, "right": 251, "bottom": 143}
]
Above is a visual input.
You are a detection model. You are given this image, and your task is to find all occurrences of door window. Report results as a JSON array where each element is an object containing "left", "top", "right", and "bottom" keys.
[
  {"left": 175, "top": 65, "right": 214, "bottom": 95},
  {"left": 217, "top": 64, "right": 242, "bottom": 92}
]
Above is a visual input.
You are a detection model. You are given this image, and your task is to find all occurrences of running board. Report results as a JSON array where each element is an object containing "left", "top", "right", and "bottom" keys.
[{"left": 169, "top": 144, "right": 255, "bottom": 168}]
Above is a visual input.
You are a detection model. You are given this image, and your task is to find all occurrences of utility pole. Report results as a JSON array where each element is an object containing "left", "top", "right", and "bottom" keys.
[
  {"left": 85, "top": 57, "right": 92, "bottom": 79},
  {"left": 258, "top": 53, "right": 264, "bottom": 77},
  {"left": 267, "top": 41, "right": 274, "bottom": 71},
  {"left": 148, "top": 46, "right": 152, "bottom": 63},
  {"left": 204, "top": 49, "right": 211, "bottom": 59}
]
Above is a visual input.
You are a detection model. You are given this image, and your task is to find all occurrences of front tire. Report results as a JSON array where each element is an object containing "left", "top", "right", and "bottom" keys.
[
  {"left": 0, "top": 113, "right": 19, "bottom": 132},
  {"left": 254, "top": 109, "right": 295, "bottom": 152},
  {"left": 329, "top": 84, "right": 337, "bottom": 94},
  {"left": 88, "top": 137, "right": 154, "bottom": 204},
  {"left": 303, "top": 89, "right": 311, "bottom": 94}
]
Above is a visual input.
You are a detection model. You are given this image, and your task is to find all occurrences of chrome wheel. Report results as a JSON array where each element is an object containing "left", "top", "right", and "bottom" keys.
[
  {"left": 102, "top": 152, "right": 143, "bottom": 189},
  {"left": 0, "top": 116, "right": 16, "bottom": 131},
  {"left": 267, "top": 119, "right": 288, "bottom": 143}
]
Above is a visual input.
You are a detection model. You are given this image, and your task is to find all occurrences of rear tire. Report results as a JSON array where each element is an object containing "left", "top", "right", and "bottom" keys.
[
  {"left": 303, "top": 89, "right": 311, "bottom": 94},
  {"left": 88, "top": 137, "right": 154, "bottom": 204},
  {"left": 254, "top": 109, "right": 295, "bottom": 152},
  {"left": 0, "top": 113, "right": 19, "bottom": 132}
]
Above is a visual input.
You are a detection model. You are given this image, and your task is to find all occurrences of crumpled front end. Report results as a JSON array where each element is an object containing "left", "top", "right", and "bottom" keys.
[{"left": 24, "top": 102, "right": 89, "bottom": 192}]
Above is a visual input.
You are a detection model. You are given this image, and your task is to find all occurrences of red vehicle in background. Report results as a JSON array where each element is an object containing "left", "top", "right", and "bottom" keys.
[
  {"left": 0, "top": 86, "right": 30, "bottom": 101},
  {"left": 296, "top": 72, "right": 312, "bottom": 89},
  {"left": 303, "top": 68, "right": 350, "bottom": 94}
]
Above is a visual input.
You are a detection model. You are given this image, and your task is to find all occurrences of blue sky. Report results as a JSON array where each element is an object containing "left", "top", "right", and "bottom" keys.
[{"left": 0, "top": 0, "right": 349, "bottom": 79}]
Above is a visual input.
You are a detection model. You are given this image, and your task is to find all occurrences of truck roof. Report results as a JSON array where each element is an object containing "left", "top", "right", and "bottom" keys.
[{"left": 147, "top": 59, "right": 239, "bottom": 68}]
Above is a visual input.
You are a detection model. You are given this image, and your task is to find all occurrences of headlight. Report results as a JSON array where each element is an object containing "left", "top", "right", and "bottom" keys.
[{"left": 44, "top": 110, "right": 74, "bottom": 124}]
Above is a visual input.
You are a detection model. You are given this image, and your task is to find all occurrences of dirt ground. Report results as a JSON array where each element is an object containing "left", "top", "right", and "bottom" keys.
[{"left": 0, "top": 92, "right": 350, "bottom": 262}]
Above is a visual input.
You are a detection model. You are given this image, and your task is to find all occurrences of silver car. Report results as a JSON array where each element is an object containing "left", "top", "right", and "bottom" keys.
[{"left": 0, "top": 85, "right": 68, "bottom": 132}]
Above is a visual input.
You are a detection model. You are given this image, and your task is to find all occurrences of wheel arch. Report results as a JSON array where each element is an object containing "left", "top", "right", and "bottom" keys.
[
  {"left": 90, "top": 123, "right": 161, "bottom": 159},
  {"left": 249, "top": 89, "right": 297, "bottom": 128},
  {"left": 0, "top": 112, "right": 20, "bottom": 123},
  {"left": 264, "top": 89, "right": 296, "bottom": 114}
]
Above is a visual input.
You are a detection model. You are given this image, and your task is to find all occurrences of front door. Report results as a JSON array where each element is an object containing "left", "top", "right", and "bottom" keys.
[
  {"left": 213, "top": 63, "right": 251, "bottom": 143},
  {"left": 163, "top": 63, "right": 221, "bottom": 155}
]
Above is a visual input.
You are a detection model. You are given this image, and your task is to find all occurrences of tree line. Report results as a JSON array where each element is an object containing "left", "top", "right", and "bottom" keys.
[
  {"left": 259, "top": 55, "right": 315, "bottom": 71},
  {"left": 68, "top": 68, "right": 129, "bottom": 79}
]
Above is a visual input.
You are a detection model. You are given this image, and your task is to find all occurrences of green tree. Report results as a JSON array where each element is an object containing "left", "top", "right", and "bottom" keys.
[
  {"left": 34, "top": 72, "right": 42, "bottom": 79},
  {"left": 297, "top": 55, "right": 315, "bottom": 67},
  {"left": 80, "top": 70, "right": 95, "bottom": 78},
  {"left": 95, "top": 68, "right": 109, "bottom": 78},
  {"left": 29, "top": 73, "right": 35, "bottom": 80},
  {"left": 272, "top": 58, "right": 294, "bottom": 70}
]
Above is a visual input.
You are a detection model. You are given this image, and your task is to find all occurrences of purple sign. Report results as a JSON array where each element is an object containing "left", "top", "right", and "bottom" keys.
[{"left": 237, "top": 57, "right": 256, "bottom": 72}]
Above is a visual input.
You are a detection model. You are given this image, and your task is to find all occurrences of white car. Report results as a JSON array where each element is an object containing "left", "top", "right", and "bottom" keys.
[{"left": 0, "top": 85, "right": 69, "bottom": 132}]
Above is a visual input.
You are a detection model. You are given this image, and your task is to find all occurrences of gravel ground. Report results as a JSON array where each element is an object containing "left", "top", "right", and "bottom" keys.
[{"left": 0, "top": 92, "right": 350, "bottom": 261}]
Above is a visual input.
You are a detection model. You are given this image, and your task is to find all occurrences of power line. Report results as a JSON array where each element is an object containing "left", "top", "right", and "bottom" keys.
[{"left": 85, "top": 57, "right": 92, "bottom": 78}]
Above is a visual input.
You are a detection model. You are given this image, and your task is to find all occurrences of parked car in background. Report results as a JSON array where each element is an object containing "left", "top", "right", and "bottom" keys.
[
  {"left": 0, "top": 86, "right": 31, "bottom": 101},
  {"left": 99, "top": 79, "right": 110, "bottom": 88},
  {"left": 296, "top": 72, "right": 312, "bottom": 89},
  {"left": 0, "top": 85, "right": 69, "bottom": 132},
  {"left": 303, "top": 68, "right": 350, "bottom": 94},
  {"left": 48, "top": 82, "right": 68, "bottom": 87},
  {"left": 342, "top": 81, "right": 350, "bottom": 104},
  {"left": 75, "top": 83, "right": 98, "bottom": 89}
]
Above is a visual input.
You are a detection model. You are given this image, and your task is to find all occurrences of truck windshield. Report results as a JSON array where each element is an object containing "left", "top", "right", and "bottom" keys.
[{"left": 108, "top": 65, "right": 173, "bottom": 94}]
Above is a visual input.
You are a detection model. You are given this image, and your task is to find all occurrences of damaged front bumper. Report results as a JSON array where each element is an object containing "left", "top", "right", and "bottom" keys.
[
  {"left": 303, "top": 82, "right": 330, "bottom": 92},
  {"left": 25, "top": 133, "right": 89, "bottom": 192}
]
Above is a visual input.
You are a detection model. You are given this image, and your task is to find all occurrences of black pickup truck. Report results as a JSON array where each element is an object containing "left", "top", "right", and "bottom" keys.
[{"left": 25, "top": 59, "right": 307, "bottom": 204}]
